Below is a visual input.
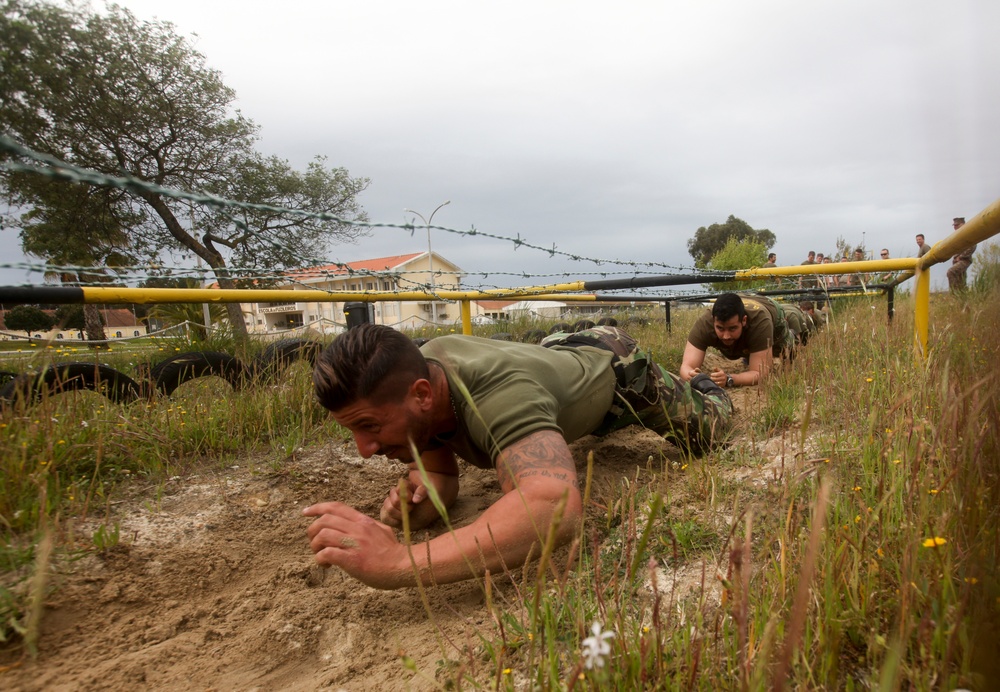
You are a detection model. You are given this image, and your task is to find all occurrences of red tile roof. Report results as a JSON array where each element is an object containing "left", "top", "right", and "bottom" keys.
[{"left": 289, "top": 254, "right": 424, "bottom": 280}]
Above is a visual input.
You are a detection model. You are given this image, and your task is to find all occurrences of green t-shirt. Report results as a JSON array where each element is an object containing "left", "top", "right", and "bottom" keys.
[
  {"left": 421, "top": 336, "right": 616, "bottom": 469},
  {"left": 687, "top": 297, "right": 779, "bottom": 360}
]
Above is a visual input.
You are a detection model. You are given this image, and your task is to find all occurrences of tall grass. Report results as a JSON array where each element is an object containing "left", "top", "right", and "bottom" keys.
[{"left": 423, "top": 270, "right": 999, "bottom": 688}]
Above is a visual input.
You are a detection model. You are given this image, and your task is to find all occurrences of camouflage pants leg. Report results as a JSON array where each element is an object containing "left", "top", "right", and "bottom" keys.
[
  {"left": 542, "top": 326, "right": 734, "bottom": 453},
  {"left": 947, "top": 260, "right": 971, "bottom": 291}
]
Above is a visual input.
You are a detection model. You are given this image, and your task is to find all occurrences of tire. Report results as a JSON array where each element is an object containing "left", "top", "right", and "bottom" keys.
[
  {"left": 521, "top": 329, "right": 547, "bottom": 344},
  {"left": 149, "top": 351, "right": 248, "bottom": 396},
  {"left": 0, "top": 371, "right": 18, "bottom": 388},
  {"left": 0, "top": 363, "right": 141, "bottom": 408},
  {"left": 251, "top": 339, "right": 322, "bottom": 382},
  {"left": 572, "top": 319, "right": 596, "bottom": 332},
  {"left": 488, "top": 332, "right": 513, "bottom": 341}
]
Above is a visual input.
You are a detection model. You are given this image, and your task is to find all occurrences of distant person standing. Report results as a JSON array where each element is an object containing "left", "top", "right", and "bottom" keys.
[
  {"left": 853, "top": 247, "right": 868, "bottom": 284},
  {"left": 763, "top": 252, "right": 780, "bottom": 284},
  {"left": 878, "top": 248, "right": 895, "bottom": 283},
  {"left": 799, "top": 250, "right": 818, "bottom": 289},
  {"left": 915, "top": 233, "right": 931, "bottom": 258},
  {"left": 840, "top": 256, "right": 855, "bottom": 286},
  {"left": 946, "top": 217, "right": 976, "bottom": 292}
]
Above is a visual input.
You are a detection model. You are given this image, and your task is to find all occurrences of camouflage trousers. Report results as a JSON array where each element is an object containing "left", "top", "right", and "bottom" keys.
[{"left": 542, "top": 326, "right": 733, "bottom": 454}]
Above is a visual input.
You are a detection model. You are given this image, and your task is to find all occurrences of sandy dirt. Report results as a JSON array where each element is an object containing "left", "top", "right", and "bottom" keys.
[{"left": 0, "top": 355, "right": 773, "bottom": 691}]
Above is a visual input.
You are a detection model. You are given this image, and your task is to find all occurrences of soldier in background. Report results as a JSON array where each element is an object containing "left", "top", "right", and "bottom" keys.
[{"left": 946, "top": 217, "right": 976, "bottom": 292}]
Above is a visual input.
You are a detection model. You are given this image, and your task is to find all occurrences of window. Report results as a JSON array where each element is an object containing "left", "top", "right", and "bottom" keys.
[
  {"left": 115, "top": 331, "right": 122, "bottom": 338},
  {"left": 57, "top": 333, "right": 64, "bottom": 339},
  {"left": 133, "top": 330, "right": 140, "bottom": 337}
]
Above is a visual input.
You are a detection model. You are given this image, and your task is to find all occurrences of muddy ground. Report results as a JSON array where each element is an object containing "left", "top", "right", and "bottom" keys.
[{"left": 0, "top": 358, "right": 780, "bottom": 691}]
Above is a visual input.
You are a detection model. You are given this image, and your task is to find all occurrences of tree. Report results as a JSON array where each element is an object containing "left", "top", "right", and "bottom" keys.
[
  {"left": 18, "top": 176, "right": 141, "bottom": 341},
  {"left": 687, "top": 215, "right": 776, "bottom": 267},
  {"left": 4, "top": 304, "right": 54, "bottom": 335},
  {"left": 704, "top": 237, "right": 770, "bottom": 292},
  {"left": 0, "top": 1, "right": 369, "bottom": 336}
]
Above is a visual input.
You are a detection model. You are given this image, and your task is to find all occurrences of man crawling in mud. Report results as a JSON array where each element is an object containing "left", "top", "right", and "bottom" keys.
[{"left": 303, "top": 323, "right": 732, "bottom": 589}]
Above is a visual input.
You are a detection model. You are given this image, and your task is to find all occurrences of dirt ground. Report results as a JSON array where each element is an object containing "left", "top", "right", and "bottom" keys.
[{"left": 0, "top": 357, "right": 771, "bottom": 691}]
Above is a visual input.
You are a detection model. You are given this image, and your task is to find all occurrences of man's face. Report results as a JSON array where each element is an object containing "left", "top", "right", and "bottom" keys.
[
  {"left": 854, "top": 250, "right": 864, "bottom": 260},
  {"left": 916, "top": 235, "right": 925, "bottom": 247},
  {"left": 333, "top": 391, "right": 431, "bottom": 462},
  {"left": 713, "top": 314, "right": 746, "bottom": 347}
]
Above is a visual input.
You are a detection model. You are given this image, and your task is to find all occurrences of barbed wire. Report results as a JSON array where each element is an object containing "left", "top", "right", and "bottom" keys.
[{"left": 2, "top": 135, "right": 713, "bottom": 275}]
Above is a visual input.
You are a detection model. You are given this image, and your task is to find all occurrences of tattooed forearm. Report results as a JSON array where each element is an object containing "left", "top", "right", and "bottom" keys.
[{"left": 495, "top": 430, "right": 578, "bottom": 494}]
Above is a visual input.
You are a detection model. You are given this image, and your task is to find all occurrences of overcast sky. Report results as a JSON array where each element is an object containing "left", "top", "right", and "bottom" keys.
[{"left": 3, "top": 0, "right": 998, "bottom": 292}]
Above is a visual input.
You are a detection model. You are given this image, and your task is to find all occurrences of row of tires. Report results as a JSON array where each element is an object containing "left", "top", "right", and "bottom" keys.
[
  {"left": 0, "top": 319, "right": 632, "bottom": 409},
  {"left": 0, "top": 339, "right": 322, "bottom": 408}
]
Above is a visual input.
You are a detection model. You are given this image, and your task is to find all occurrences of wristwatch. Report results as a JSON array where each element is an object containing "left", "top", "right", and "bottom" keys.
[{"left": 726, "top": 375, "right": 735, "bottom": 389}]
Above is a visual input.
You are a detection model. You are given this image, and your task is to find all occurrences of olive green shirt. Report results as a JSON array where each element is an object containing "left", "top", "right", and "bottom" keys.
[
  {"left": 687, "top": 297, "right": 780, "bottom": 360},
  {"left": 421, "top": 336, "right": 615, "bottom": 469}
]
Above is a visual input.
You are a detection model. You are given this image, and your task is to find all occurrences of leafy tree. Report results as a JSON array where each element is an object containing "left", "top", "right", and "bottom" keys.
[
  {"left": 705, "top": 237, "right": 770, "bottom": 292},
  {"left": 18, "top": 176, "right": 140, "bottom": 341},
  {"left": 687, "top": 215, "right": 776, "bottom": 267},
  {"left": 0, "top": 1, "right": 370, "bottom": 336},
  {"left": 4, "top": 304, "right": 54, "bottom": 335}
]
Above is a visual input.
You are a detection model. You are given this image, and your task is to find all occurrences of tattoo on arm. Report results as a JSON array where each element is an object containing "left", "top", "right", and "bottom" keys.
[{"left": 495, "top": 431, "right": 578, "bottom": 494}]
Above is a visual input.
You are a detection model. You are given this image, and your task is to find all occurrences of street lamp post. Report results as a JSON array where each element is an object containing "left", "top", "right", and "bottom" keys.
[{"left": 404, "top": 201, "right": 450, "bottom": 325}]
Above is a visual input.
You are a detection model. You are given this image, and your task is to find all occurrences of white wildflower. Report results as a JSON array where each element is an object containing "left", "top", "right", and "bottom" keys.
[{"left": 581, "top": 621, "right": 615, "bottom": 670}]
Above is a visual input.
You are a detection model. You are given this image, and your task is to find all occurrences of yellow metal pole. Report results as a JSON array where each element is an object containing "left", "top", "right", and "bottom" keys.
[
  {"left": 460, "top": 300, "right": 472, "bottom": 335},
  {"left": 913, "top": 266, "right": 931, "bottom": 359}
]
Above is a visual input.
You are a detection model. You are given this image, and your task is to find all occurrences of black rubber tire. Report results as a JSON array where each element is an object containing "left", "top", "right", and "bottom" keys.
[
  {"left": 149, "top": 351, "right": 248, "bottom": 396},
  {"left": 521, "top": 329, "right": 548, "bottom": 344},
  {"left": 596, "top": 317, "right": 618, "bottom": 327},
  {"left": 572, "top": 319, "right": 596, "bottom": 332},
  {"left": 251, "top": 339, "right": 322, "bottom": 382},
  {"left": 0, "top": 363, "right": 141, "bottom": 407},
  {"left": 549, "top": 322, "right": 572, "bottom": 334},
  {"left": 0, "top": 371, "right": 18, "bottom": 388}
]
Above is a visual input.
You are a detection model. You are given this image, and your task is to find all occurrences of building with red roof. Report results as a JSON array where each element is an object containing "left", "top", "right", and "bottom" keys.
[{"left": 243, "top": 251, "right": 509, "bottom": 333}]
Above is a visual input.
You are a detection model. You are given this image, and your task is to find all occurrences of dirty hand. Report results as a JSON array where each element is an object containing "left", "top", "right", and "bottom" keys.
[
  {"left": 381, "top": 479, "right": 427, "bottom": 527},
  {"left": 709, "top": 368, "right": 728, "bottom": 387},
  {"left": 303, "top": 502, "right": 408, "bottom": 589}
]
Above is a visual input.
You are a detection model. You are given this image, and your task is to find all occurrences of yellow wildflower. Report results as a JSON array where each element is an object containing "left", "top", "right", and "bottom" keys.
[{"left": 921, "top": 537, "right": 946, "bottom": 548}]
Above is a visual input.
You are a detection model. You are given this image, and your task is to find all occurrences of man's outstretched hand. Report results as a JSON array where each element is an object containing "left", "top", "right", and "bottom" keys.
[{"left": 303, "top": 502, "right": 410, "bottom": 590}]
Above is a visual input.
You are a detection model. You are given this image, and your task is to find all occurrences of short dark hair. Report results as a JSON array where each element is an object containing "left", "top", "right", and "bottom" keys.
[
  {"left": 313, "top": 324, "right": 429, "bottom": 412},
  {"left": 953, "top": 217, "right": 965, "bottom": 224},
  {"left": 916, "top": 234, "right": 925, "bottom": 240},
  {"left": 767, "top": 253, "right": 776, "bottom": 261},
  {"left": 712, "top": 293, "right": 746, "bottom": 322},
  {"left": 800, "top": 300, "right": 815, "bottom": 311}
]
